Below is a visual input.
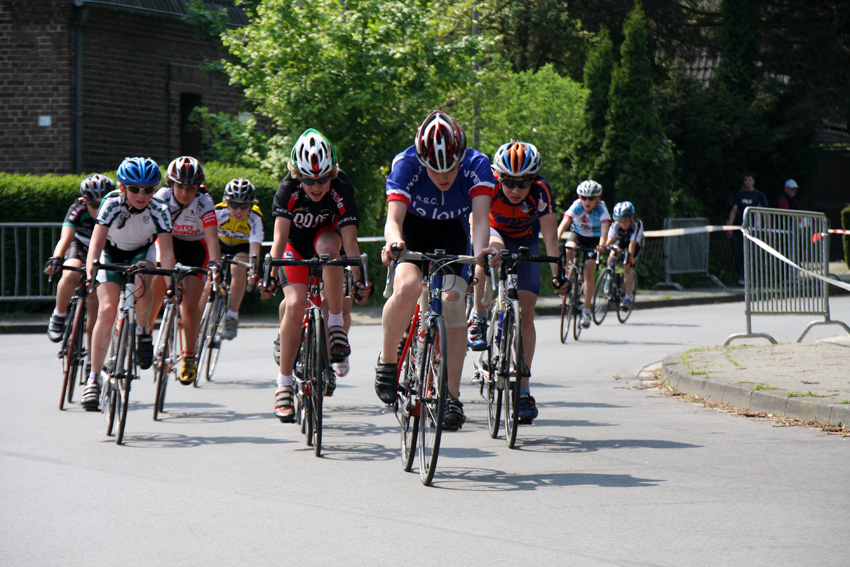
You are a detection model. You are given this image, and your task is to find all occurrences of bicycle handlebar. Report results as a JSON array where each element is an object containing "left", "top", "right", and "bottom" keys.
[
  {"left": 383, "top": 247, "right": 478, "bottom": 298},
  {"left": 262, "top": 253, "right": 365, "bottom": 291}
]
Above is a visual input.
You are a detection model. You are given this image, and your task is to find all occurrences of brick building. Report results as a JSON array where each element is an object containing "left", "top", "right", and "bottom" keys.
[{"left": 0, "top": 0, "right": 247, "bottom": 174}]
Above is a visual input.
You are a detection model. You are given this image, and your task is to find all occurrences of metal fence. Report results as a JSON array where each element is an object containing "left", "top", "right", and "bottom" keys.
[
  {"left": 653, "top": 217, "right": 724, "bottom": 290},
  {"left": 0, "top": 222, "right": 62, "bottom": 301},
  {"left": 724, "top": 207, "right": 850, "bottom": 344}
]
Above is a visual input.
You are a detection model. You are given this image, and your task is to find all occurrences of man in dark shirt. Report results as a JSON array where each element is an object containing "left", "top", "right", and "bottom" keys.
[{"left": 726, "top": 172, "right": 768, "bottom": 285}]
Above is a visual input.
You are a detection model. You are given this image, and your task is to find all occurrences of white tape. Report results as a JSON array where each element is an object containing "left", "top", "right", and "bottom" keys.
[
  {"left": 643, "top": 225, "right": 739, "bottom": 238},
  {"left": 741, "top": 228, "right": 850, "bottom": 293}
]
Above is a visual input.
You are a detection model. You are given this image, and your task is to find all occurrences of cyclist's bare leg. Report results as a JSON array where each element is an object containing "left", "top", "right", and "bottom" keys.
[
  {"left": 54, "top": 258, "right": 82, "bottom": 315},
  {"left": 583, "top": 258, "right": 595, "bottom": 307},
  {"left": 443, "top": 274, "right": 468, "bottom": 398},
  {"left": 379, "top": 262, "right": 421, "bottom": 365},
  {"left": 624, "top": 263, "right": 634, "bottom": 297},
  {"left": 316, "top": 231, "right": 344, "bottom": 316},
  {"left": 278, "top": 282, "right": 308, "bottom": 375},
  {"left": 564, "top": 242, "right": 578, "bottom": 280},
  {"left": 147, "top": 274, "right": 168, "bottom": 330},
  {"left": 518, "top": 290, "right": 538, "bottom": 388},
  {"left": 229, "top": 252, "right": 250, "bottom": 314},
  {"left": 89, "top": 281, "right": 120, "bottom": 377},
  {"left": 180, "top": 275, "right": 204, "bottom": 353},
  {"left": 134, "top": 271, "right": 156, "bottom": 334}
]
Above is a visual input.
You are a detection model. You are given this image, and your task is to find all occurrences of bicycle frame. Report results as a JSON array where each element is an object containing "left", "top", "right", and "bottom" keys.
[{"left": 49, "top": 262, "right": 89, "bottom": 410}]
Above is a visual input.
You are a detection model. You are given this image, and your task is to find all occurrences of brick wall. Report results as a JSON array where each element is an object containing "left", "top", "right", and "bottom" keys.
[
  {"left": 0, "top": 1, "right": 75, "bottom": 173},
  {"left": 0, "top": 1, "right": 245, "bottom": 175}
]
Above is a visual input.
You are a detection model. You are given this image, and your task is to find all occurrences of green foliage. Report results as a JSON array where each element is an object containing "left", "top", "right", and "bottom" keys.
[
  {"left": 453, "top": 63, "right": 587, "bottom": 208},
  {"left": 842, "top": 206, "right": 850, "bottom": 270},
  {"left": 221, "top": 0, "right": 489, "bottom": 238},
  {"left": 571, "top": 29, "right": 614, "bottom": 186},
  {"left": 188, "top": 107, "right": 256, "bottom": 166},
  {"left": 595, "top": 4, "right": 674, "bottom": 229},
  {"left": 183, "top": 0, "right": 229, "bottom": 43},
  {"left": 715, "top": 0, "right": 759, "bottom": 99}
]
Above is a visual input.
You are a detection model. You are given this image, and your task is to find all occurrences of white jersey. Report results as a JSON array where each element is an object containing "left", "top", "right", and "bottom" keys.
[
  {"left": 562, "top": 199, "right": 611, "bottom": 238},
  {"left": 97, "top": 190, "right": 172, "bottom": 250},
  {"left": 154, "top": 187, "right": 217, "bottom": 242}
]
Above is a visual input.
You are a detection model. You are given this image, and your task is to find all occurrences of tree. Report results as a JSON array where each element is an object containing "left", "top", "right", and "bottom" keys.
[
  {"left": 571, "top": 29, "right": 615, "bottom": 186},
  {"left": 221, "top": 0, "right": 488, "bottom": 234},
  {"left": 596, "top": 3, "right": 675, "bottom": 229}
]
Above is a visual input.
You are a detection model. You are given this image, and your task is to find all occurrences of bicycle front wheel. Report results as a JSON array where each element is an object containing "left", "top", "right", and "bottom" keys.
[
  {"left": 115, "top": 324, "right": 136, "bottom": 445},
  {"left": 572, "top": 282, "right": 583, "bottom": 341},
  {"left": 617, "top": 271, "right": 637, "bottom": 323},
  {"left": 60, "top": 300, "right": 84, "bottom": 410},
  {"left": 486, "top": 307, "right": 502, "bottom": 438},
  {"left": 308, "top": 310, "right": 327, "bottom": 457},
  {"left": 418, "top": 316, "right": 448, "bottom": 486},
  {"left": 103, "top": 317, "right": 124, "bottom": 437},
  {"left": 153, "top": 304, "right": 175, "bottom": 421},
  {"left": 592, "top": 269, "right": 612, "bottom": 325},
  {"left": 503, "top": 303, "right": 524, "bottom": 448},
  {"left": 399, "top": 320, "right": 419, "bottom": 472},
  {"left": 202, "top": 289, "right": 228, "bottom": 383},
  {"left": 559, "top": 294, "right": 570, "bottom": 344}
]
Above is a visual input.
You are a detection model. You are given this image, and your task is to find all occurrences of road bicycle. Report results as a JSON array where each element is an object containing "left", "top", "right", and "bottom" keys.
[
  {"left": 196, "top": 254, "right": 257, "bottom": 384},
  {"left": 48, "top": 260, "right": 89, "bottom": 410},
  {"left": 591, "top": 247, "right": 638, "bottom": 325},
  {"left": 472, "top": 247, "right": 563, "bottom": 448},
  {"left": 263, "top": 253, "right": 366, "bottom": 457},
  {"left": 559, "top": 245, "right": 598, "bottom": 343},
  {"left": 152, "top": 263, "right": 209, "bottom": 420},
  {"left": 384, "top": 247, "right": 477, "bottom": 485},
  {"left": 94, "top": 261, "right": 173, "bottom": 445}
]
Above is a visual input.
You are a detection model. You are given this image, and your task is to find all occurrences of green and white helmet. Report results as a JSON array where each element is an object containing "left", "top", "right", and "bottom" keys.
[{"left": 290, "top": 128, "right": 337, "bottom": 178}]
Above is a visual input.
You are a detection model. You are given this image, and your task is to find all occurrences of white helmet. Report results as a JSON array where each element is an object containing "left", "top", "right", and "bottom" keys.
[{"left": 576, "top": 180, "right": 602, "bottom": 197}]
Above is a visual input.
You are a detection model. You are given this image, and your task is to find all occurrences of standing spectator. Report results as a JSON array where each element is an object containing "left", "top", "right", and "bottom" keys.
[
  {"left": 726, "top": 172, "right": 768, "bottom": 285},
  {"left": 777, "top": 179, "right": 798, "bottom": 210}
]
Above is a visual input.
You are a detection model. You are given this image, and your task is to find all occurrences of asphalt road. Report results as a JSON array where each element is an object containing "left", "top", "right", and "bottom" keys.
[{"left": 2, "top": 298, "right": 849, "bottom": 567}]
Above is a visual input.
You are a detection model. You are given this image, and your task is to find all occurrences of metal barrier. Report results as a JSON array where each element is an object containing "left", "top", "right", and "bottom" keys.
[
  {"left": 652, "top": 217, "right": 724, "bottom": 290},
  {"left": 724, "top": 207, "right": 850, "bottom": 344},
  {"left": 0, "top": 222, "right": 62, "bottom": 301}
]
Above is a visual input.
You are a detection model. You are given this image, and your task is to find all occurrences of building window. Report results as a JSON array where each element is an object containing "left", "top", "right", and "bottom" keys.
[{"left": 180, "top": 93, "right": 203, "bottom": 157}]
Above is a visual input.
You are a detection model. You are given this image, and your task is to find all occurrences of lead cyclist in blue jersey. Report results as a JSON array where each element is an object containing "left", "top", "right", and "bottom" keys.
[{"left": 375, "top": 110, "right": 495, "bottom": 430}]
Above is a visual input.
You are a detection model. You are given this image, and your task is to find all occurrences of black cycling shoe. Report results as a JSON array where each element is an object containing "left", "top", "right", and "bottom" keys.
[
  {"left": 136, "top": 333, "right": 153, "bottom": 370},
  {"left": 375, "top": 358, "right": 398, "bottom": 404},
  {"left": 443, "top": 396, "right": 466, "bottom": 431}
]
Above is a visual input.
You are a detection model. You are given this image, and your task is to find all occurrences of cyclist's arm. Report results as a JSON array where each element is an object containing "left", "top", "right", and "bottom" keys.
[
  {"left": 598, "top": 220, "right": 611, "bottom": 251},
  {"left": 86, "top": 223, "right": 108, "bottom": 282},
  {"left": 557, "top": 215, "right": 572, "bottom": 240},
  {"left": 471, "top": 193, "right": 491, "bottom": 258},
  {"left": 203, "top": 223, "right": 221, "bottom": 264},
  {"left": 47, "top": 225, "right": 76, "bottom": 273},
  {"left": 269, "top": 216, "right": 292, "bottom": 279},
  {"left": 539, "top": 213, "right": 561, "bottom": 279},
  {"left": 382, "top": 200, "right": 407, "bottom": 265},
  {"left": 157, "top": 233, "right": 175, "bottom": 271},
  {"left": 340, "top": 224, "right": 363, "bottom": 282}
]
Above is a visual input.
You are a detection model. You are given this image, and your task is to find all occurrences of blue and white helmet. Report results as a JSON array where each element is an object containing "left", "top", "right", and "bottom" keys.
[
  {"left": 613, "top": 201, "right": 635, "bottom": 219},
  {"left": 117, "top": 157, "right": 161, "bottom": 186}
]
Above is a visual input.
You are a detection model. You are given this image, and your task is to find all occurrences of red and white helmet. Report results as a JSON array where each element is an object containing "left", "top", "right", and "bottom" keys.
[
  {"left": 414, "top": 111, "right": 467, "bottom": 173},
  {"left": 166, "top": 156, "right": 205, "bottom": 185}
]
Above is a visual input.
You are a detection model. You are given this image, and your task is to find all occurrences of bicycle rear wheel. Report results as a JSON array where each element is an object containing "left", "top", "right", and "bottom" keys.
[
  {"left": 503, "top": 303, "right": 524, "bottom": 448},
  {"left": 60, "top": 300, "right": 84, "bottom": 410},
  {"left": 486, "top": 307, "right": 502, "bottom": 438},
  {"left": 418, "top": 316, "right": 447, "bottom": 486},
  {"left": 617, "top": 271, "right": 637, "bottom": 323},
  {"left": 592, "top": 269, "right": 612, "bottom": 325}
]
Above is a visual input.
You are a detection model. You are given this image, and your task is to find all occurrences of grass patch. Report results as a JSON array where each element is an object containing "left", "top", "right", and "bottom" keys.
[
  {"left": 787, "top": 391, "right": 819, "bottom": 398},
  {"left": 752, "top": 384, "right": 780, "bottom": 391}
]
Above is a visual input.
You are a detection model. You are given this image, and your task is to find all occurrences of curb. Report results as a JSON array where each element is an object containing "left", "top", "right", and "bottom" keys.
[{"left": 662, "top": 354, "right": 849, "bottom": 428}]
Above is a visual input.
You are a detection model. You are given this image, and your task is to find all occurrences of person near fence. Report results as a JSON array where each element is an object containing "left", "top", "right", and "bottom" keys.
[
  {"left": 81, "top": 157, "right": 175, "bottom": 411},
  {"left": 213, "top": 178, "right": 264, "bottom": 341},
  {"left": 726, "top": 172, "right": 768, "bottom": 285},
  {"left": 604, "top": 201, "right": 644, "bottom": 309},
  {"left": 467, "top": 141, "right": 563, "bottom": 423},
  {"left": 44, "top": 175, "right": 112, "bottom": 376},
  {"left": 557, "top": 180, "right": 611, "bottom": 328},
  {"left": 376, "top": 110, "right": 495, "bottom": 431},
  {"left": 259, "top": 128, "right": 364, "bottom": 423},
  {"left": 777, "top": 179, "right": 799, "bottom": 210},
  {"left": 148, "top": 156, "right": 222, "bottom": 386}
]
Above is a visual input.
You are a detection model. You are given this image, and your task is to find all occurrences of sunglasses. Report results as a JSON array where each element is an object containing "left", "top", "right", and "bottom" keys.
[
  {"left": 126, "top": 185, "right": 156, "bottom": 195},
  {"left": 228, "top": 202, "right": 252, "bottom": 210},
  {"left": 301, "top": 176, "right": 331, "bottom": 186},
  {"left": 580, "top": 195, "right": 598, "bottom": 201},
  {"left": 502, "top": 178, "right": 533, "bottom": 190}
]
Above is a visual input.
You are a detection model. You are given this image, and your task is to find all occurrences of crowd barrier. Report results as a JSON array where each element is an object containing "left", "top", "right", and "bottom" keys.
[
  {"left": 722, "top": 207, "right": 850, "bottom": 344},
  {"left": 0, "top": 222, "right": 62, "bottom": 301},
  {"left": 651, "top": 217, "right": 724, "bottom": 290}
]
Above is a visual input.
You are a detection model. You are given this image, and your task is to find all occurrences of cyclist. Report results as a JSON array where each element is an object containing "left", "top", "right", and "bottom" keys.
[
  {"left": 259, "top": 128, "right": 365, "bottom": 423},
  {"left": 148, "top": 156, "right": 222, "bottom": 385},
  {"left": 81, "top": 157, "right": 175, "bottom": 410},
  {"left": 604, "top": 201, "right": 644, "bottom": 310},
  {"left": 556, "top": 180, "right": 611, "bottom": 329},
  {"left": 376, "top": 110, "right": 495, "bottom": 431},
  {"left": 45, "top": 175, "right": 111, "bottom": 363},
  {"left": 468, "top": 141, "right": 564, "bottom": 423},
  {"left": 214, "top": 178, "right": 264, "bottom": 340}
]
